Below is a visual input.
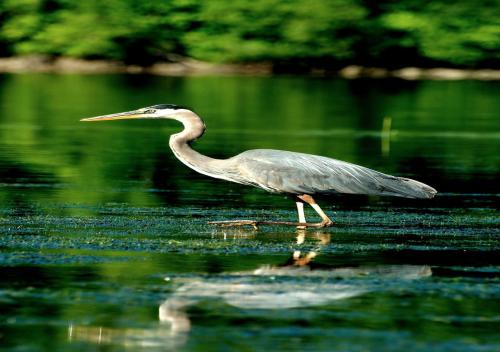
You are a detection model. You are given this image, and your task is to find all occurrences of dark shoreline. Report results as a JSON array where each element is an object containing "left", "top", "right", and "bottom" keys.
[{"left": 1, "top": 56, "right": 500, "bottom": 80}]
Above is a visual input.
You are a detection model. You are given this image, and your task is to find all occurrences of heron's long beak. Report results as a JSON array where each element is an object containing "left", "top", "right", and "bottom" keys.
[{"left": 80, "top": 110, "right": 146, "bottom": 122}]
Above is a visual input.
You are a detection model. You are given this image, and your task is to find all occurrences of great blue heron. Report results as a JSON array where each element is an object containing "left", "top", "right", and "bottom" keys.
[{"left": 81, "top": 104, "right": 437, "bottom": 228}]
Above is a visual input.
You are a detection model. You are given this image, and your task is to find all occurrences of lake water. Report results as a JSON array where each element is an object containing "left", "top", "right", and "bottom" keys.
[{"left": 0, "top": 74, "right": 499, "bottom": 351}]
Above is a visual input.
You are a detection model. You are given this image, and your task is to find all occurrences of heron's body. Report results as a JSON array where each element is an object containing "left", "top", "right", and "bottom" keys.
[
  {"left": 82, "top": 104, "right": 437, "bottom": 228},
  {"left": 223, "top": 149, "right": 435, "bottom": 198}
]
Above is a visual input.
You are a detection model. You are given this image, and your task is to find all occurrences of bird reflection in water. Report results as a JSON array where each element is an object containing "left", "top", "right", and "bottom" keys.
[
  {"left": 159, "top": 230, "right": 431, "bottom": 327},
  {"left": 68, "top": 231, "right": 431, "bottom": 348}
]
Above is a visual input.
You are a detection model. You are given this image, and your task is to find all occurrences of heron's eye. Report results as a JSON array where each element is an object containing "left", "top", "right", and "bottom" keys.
[{"left": 144, "top": 109, "right": 156, "bottom": 114}]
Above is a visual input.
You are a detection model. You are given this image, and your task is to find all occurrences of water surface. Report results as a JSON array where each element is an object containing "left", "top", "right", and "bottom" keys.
[{"left": 0, "top": 74, "right": 499, "bottom": 351}]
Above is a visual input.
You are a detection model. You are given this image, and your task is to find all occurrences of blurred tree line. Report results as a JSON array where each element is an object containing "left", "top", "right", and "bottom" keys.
[{"left": 0, "top": 0, "right": 499, "bottom": 69}]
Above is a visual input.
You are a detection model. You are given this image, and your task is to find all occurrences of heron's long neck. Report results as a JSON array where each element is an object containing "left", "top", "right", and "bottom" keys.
[{"left": 168, "top": 111, "right": 222, "bottom": 176}]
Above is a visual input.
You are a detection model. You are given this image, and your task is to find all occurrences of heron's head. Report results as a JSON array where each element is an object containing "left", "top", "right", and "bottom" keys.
[{"left": 80, "top": 104, "right": 191, "bottom": 122}]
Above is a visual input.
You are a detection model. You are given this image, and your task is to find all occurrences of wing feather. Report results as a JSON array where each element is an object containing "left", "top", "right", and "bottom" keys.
[{"left": 231, "top": 149, "right": 436, "bottom": 199}]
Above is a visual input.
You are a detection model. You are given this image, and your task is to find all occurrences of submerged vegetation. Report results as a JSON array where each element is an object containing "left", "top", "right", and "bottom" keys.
[{"left": 0, "top": 0, "right": 499, "bottom": 69}]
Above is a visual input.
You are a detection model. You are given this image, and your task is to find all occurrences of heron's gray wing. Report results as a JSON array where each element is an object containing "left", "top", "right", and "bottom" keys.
[{"left": 231, "top": 149, "right": 436, "bottom": 199}]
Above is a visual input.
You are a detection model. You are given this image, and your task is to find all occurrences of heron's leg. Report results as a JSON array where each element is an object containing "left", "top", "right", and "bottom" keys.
[
  {"left": 296, "top": 201, "right": 307, "bottom": 230},
  {"left": 297, "top": 195, "right": 333, "bottom": 227},
  {"left": 209, "top": 195, "right": 332, "bottom": 228}
]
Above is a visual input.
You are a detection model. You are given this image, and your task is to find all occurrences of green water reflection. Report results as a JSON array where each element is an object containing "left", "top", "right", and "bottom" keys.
[
  {"left": 0, "top": 74, "right": 499, "bottom": 351},
  {"left": 0, "top": 74, "right": 499, "bottom": 210}
]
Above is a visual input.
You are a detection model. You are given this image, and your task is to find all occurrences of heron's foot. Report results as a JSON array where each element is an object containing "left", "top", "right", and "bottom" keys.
[
  {"left": 297, "top": 219, "right": 332, "bottom": 229},
  {"left": 318, "top": 219, "right": 334, "bottom": 228},
  {"left": 208, "top": 219, "right": 334, "bottom": 229}
]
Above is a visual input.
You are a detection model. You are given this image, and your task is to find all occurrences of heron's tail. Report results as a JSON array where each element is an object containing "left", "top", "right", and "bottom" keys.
[{"left": 377, "top": 175, "right": 437, "bottom": 199}]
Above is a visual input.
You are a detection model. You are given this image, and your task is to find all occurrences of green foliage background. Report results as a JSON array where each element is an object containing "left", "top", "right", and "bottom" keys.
[{"left": 0, "top": 0, "right": 499, "bottom": 68}]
